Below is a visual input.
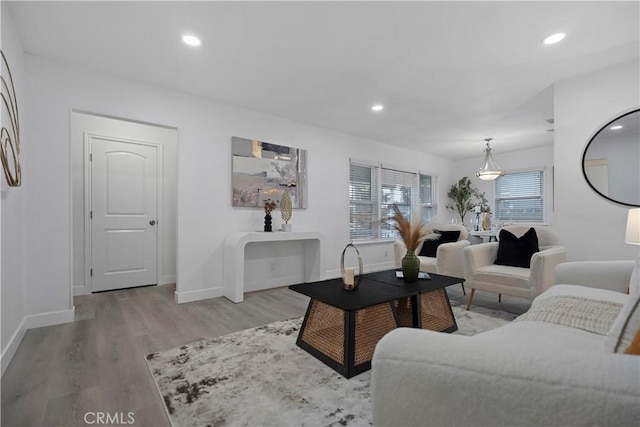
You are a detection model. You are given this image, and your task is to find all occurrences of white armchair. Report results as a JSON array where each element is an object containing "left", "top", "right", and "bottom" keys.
[
  {"left": 464, "top": 225, "right": 567, "bottom": 309},
  {"left": 394, "top": 223, "right": 469, "bottom": 292}
]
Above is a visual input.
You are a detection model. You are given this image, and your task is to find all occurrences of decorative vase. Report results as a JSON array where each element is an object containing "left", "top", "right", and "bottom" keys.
[
  {"left": 264, "top": 213, "right": 272, "bottom": 232},
  {"left": 401, "top": 250, "right": 420, "bottom": 282},
  {"left": 482, "top": 213, "right": 491, "bottom": 231}
]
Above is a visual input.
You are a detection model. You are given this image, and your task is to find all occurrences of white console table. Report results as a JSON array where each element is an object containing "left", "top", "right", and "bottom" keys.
[{"left": 223, "top": 231, "right": 325, "bottom": 303}]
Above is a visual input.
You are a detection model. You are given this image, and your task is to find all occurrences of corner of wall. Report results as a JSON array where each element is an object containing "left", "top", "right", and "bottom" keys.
[{"left": 0, "top": 316, "right": 27, "bottom": 377}]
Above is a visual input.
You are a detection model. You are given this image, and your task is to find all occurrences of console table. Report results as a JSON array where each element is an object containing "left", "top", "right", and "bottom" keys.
[{"left": 224, "top": 231, "right": 325, "bottom": 303}]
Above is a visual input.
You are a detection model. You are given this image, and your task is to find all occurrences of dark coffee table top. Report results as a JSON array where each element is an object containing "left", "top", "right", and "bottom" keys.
[
  {"left": 289, "top": 270, "right": 464, "bottom": 311},
  {"left": 364, "top": 270, "right": 464, "bottom": 293}
]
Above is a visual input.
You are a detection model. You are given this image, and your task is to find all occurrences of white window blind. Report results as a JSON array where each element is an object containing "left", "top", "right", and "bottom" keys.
[
  {"left": 419, "top": 174, "right": 435, "bottom": 224},
  {"left": 381, "top": 168, "right": 416, "bottom": 239},
  {"left": 349, "top": 163, "right": 379, "bottom": 240},
  {"left": 349, "top": 161, "right": 436, "bottom": 240},
  {"left": 494, "top": 170, "right": 544, "bottom": 222}
]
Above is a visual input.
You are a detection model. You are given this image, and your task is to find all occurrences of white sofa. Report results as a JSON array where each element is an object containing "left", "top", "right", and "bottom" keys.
[
  {"left": 393, "top": 223, "right": 469, "bottom": 280},
  {"left": 372, "top": 259, "right": 640, "bottom": 426}
]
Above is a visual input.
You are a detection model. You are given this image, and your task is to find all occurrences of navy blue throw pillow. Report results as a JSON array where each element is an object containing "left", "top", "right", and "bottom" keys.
[
  {"left": 418, "top": 230, "right": 460, "bottom": 258},
  {"left": 494, "top": 228, "right": 539, "bottom": 268}
]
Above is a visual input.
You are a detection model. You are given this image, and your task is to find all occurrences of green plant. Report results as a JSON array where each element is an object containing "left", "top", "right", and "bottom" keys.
[{"left": 445, "top": 177, "right": 490, "bottom": 224}]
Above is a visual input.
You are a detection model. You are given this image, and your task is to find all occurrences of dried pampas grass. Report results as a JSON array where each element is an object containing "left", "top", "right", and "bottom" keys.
[{"left": 388, "top": 204, "right": 428, "bottom": 251}]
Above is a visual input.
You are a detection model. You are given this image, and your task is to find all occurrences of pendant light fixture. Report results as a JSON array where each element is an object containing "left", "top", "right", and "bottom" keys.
[{"left": 475, "top": 138, "right": 506, "bottom": 181}]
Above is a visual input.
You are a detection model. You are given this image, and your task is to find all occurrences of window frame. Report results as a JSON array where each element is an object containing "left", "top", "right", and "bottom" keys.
[
  {"left": 493, "top": 167, "right": 545, "bottom": 224},
  {"left": 349, "top": 159, "right": 437, "bottom": 241}
]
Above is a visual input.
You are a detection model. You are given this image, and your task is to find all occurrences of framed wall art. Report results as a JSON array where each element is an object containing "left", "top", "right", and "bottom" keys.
[
  {"left": 231, "top": 136, "right": 307, "bottom": 208},
  {"left": 1, "top": 50, "right": 21, "bottom": 187}
]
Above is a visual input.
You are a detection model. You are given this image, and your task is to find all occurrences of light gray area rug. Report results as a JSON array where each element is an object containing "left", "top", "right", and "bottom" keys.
[{"left": 145, "top": 305, "right": 516, "bottom": 427}]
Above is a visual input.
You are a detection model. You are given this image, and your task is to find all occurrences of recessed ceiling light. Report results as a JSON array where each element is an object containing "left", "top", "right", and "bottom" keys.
[
  {"left": 610, "top": 125, "right": 623, "bottom": 130},
  {"left": 371, "top": 104, "right": 384, "bottom": 112},
  {"left": 182, "top": 35, "right": 201, "bottom": 47},
  {"left": 542, "top": 32, "right": 566, "bottom": 45}
]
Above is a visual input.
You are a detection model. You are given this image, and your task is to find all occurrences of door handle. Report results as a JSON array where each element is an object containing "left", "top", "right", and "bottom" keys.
[{"left": 149, "top": 220, "right": 156, "bottom": 226}]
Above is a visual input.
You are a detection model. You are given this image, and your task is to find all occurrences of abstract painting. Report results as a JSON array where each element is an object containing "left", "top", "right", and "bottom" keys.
[{"left": 232, "top": 137, "right": 307, "bottom": 208}]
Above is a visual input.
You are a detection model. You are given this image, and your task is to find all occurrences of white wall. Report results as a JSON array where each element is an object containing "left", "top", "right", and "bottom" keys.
[
  {"left": 449, "top": 144, "right": 555, "bottom": 227},
  {"left": 23, "top": 54, "right": 455, "bottom": 309},
  {"left": 1, "top": 3, "right": 27, "bottom": 374},
  {"left": 554, "top": 59, "right": 640, "bottom": 261}
]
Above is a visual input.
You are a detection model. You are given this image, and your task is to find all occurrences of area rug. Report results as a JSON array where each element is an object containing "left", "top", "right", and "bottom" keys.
[{"left": 145, "top": 305, "right": 516, "bottom": 427}]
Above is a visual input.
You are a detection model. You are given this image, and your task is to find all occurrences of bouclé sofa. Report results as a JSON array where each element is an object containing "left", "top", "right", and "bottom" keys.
[{"left": 372, "top": 259, "right": 640, "bottom": 426}]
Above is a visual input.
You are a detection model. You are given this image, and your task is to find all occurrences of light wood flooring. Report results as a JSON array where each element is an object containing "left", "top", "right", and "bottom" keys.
[{"left": 1, "top": 282, "right": 531, "bottom": 427}]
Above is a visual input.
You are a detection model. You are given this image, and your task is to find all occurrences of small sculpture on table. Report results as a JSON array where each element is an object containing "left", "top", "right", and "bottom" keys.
[
  {"left": 280, "top": 188, "right": 293, "bottom": 231},
  {"left": 263, "top": 199, "right": 277, "bottom": 232}
]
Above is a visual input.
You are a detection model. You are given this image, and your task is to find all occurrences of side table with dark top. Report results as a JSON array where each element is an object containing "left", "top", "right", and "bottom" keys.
[{"left": 289, "top": 271, "right": 464, "bottom": 378}]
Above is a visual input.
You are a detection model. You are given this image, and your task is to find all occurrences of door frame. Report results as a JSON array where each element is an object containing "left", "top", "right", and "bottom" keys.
[{"left": 83, "top": 133, "right": 165, "bottom": 293}]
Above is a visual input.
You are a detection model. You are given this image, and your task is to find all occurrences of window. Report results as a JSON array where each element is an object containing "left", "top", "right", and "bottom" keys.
[
  {"left": 494, "top": 169, "right": 544, "bottom": 223},
  {"left": 349, "top": 163, "right": 379, "bottom": 240},
  {"left": 349, "top": 161, "right": 436, "bottom": 240},
  {"left": 419, "top": 174, "right": 435, "bottom": 224}
]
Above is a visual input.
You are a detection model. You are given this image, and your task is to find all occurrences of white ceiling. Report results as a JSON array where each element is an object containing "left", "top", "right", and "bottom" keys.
[{"left": 7, "top": 1, "right": 640, "bottom": 160}]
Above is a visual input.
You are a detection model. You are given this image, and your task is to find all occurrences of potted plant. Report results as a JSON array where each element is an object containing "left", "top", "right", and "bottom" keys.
[
  {"left": 446, "top": 177, "right": 490, "bottom": 226},
  {"left": 388, "top": 204, "right": 428, "bottom": 282}
]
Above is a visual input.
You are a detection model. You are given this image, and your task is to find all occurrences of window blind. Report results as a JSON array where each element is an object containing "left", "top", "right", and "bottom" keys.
[
  {"left": 419, "top": 174, "right": 435, "bottom": 223},
  {"left": 349, "top": 162, "right": 436, "bottom": 240},
  {"left": 494, "top": 170, "right": 544, "bottom": 222},
  {"left": 380, "top": 168, "right": 416, "bottom": 239},
  {"left": 349, "top": 163, "right": 379, "bottom": 240}
]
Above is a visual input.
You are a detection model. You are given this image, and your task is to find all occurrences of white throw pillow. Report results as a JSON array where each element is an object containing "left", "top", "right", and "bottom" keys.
[{"left": 604, "top": 257, "right": 640, "bottom": 353}]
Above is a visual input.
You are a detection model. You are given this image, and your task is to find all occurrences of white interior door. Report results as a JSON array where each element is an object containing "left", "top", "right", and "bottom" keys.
[{"left": 90, "top": 136, "right": 158, "bottom": 292}]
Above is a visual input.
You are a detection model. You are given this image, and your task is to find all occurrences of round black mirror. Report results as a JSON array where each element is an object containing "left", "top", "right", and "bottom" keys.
[{"left": 582, "top": 109, "right": 640, "bottom": 207}]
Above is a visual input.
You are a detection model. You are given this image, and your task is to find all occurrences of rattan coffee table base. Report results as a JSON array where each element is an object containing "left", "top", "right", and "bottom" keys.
[
  {"left": 290, "top": 271, "right": 463, "bottom": 378},
  {"left": 396, "top": 288, "right": 457, "bottom": 332},
  {"left": 297, "top": 299, "right": 397, "bottom": 378}
]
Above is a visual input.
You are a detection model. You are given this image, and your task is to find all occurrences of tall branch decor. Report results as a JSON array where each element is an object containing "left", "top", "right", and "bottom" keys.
[{"left": 1, "top": 50, "right": 21, "bottom": 187}]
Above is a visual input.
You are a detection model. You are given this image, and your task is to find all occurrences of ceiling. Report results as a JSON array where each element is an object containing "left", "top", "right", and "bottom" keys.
[{"left": 7, "top": 1, "right": 640, "bottom": 160}]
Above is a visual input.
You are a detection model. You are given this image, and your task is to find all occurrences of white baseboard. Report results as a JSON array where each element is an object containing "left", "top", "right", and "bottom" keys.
[
  {"left": 1, "top": 316, "right": 28, "bottom": 377},
  {"left": 26, "top": 307, "right": 75, "bottom": 329},
  {"left": 1, "top": 307, "right": 75, "bottom": 377},
  {"left": 174, "top": 286, "right": 223, "bottom": 304}
]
